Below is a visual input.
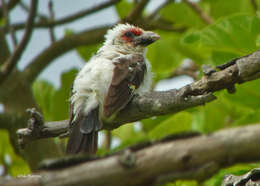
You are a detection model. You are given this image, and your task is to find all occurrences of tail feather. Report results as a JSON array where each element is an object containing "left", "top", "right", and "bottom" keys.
[{"left": 66, "top": 107, "right": 100, "bottom": 155}]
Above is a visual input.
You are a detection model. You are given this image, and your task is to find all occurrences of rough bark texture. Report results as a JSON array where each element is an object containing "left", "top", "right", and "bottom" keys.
[
  {"left": 17, "top": 50, "right": 260, "bottom": 146},
  {"left": 3, "top": 124, "right": 260, "bottom": 186}
]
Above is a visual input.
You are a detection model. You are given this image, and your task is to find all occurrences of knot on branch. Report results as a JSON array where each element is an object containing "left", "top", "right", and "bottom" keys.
[
  {"left": 119, "top": 149, "right": 136, "bottom": 168},
  {"left": 222, "top": 168, "right": 260, "bottom": 186},
  {"left": 237, "top": 51, "right": 260, "bottom": 82},
  {"left": 17, "top": 108, "right": 44, "bottom": 148}
]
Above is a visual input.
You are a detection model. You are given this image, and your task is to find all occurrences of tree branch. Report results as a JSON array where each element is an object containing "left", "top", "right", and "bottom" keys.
[
  {"left": 125, "top": 0, "right": 150, "bottom": 22},
  {"left": 17, "top": 50, "right": 260, "bottom": 146},
  {"left": 23, "top": 26, "right": 109, "bottom": 84},
  {"left": 0, "top": 0, "right": 20, "bottom": 19},
  {"left": 183, "top": 0, "right": 213, "bottom": 24},
  {"left": 1, "top": 0, "right": 17, "bottom": 47},
  {"left": 148, "top": 0, "right": 173, "bottom": 19},
  {"left": 6, "top": 124, "right": 260, "bottom": 186},
  {"left": 6, "top": 0, "right": 121, "bottom": 32},
  {"left": 0, "top": 28, "right": 10, "bottom": 64},
  {"left": 47, "top": 0, "right": 56, "bottom": 43},
  {"left": 0, "top": 0, "right": 38, "bottom": 85},
  {"left": 250, "top": 0, "right": 258, "bottom": 14},
  {"left": 19, "top": 0, "right": 48, "bottom": 21},
  {"left": 22, "top": 20, "right": 185, "bottom": 85}
]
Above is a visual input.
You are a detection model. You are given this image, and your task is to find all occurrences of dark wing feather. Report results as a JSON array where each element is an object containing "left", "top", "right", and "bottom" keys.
[{"left": 103, "top": 55, "right": 146, "bottom": 118}]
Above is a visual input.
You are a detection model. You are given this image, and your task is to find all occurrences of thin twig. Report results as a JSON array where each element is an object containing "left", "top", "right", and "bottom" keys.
[
  {"left": 0, "top": 0, "right": 38, "bottom": 85},
  {"left": 6, "top": 0, "right": 121, "bottom": 32},
  {"left": 102, "top": 131, "right": 112, "bottom": 150},
  {"left": 19, "top": 1, "right": 48, "bottom": 21},
  {"left": 23, "top": 26, "right": 109, "bottom": 84},
  {"left": 183, "top": 0, "right": 213, "bottom": 25},
  {"left": 250, "top": 0, "right": 258, "bottom": 14},
  {"left": 1, "top": 0, "right": 17, "bottom": 47},
  {"left": 48, "top": 0, "right": 56, "bottom": 43},
  {"left": 125, "top": 0, "right": 150, "bottom": 22},
  {"left": 0, "top": 0, "right": 20, "bottom": 19},
  {"left": 148, "top": 0, "right": 173, "bottom": 19}
]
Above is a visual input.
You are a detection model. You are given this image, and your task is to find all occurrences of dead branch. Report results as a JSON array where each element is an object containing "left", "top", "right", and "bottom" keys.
[
  {"left": 17, "top": 50, "right": 260, "bottom": 147},
  {"left": 6, "top": 124, "right": 260, "bottom": 186},
  {"left": 0, "top": 0, "right": 38, "bottom": 85}
]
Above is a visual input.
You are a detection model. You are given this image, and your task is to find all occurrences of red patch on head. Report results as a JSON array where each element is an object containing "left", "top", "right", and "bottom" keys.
[
  {"left": 130, "top": 28, "right": 142, "bottom": 36},
  {"left": 121, "top": 28, "right": 143, "bottom": 43}
]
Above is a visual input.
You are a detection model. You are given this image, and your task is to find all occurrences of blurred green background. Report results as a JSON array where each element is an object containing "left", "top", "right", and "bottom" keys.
[{"left": 1, "top": 0, "right": 260, "bottom": 185}]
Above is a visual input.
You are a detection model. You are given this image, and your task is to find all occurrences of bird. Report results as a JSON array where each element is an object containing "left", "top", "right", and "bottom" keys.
[{"left": 66, "top": 23, "right": 160, "bottom": 154}]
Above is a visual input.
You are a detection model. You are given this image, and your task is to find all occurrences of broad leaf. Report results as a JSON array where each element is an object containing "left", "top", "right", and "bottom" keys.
[{"left": 149, "top": 112, "right": 192, "bottom": 140}]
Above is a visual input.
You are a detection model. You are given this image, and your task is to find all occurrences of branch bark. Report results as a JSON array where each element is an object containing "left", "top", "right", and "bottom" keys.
[
  {"left": 6, "top": 124, "right": 260, "bottom": 186},
  {"left": 23, "top": 26, "right": 109, "bottom": 83},
  {"left": 17, "top": 50, "right": 260, "bottom": 146},
  {"left": 5, "top": 0, "right": 121, "bottom": 32},
  {"left": 0, "top": 0, "right": 38, "bottom": 85},
  {"left": 125, "top": 0, "right": 150, "bottom": 22}
]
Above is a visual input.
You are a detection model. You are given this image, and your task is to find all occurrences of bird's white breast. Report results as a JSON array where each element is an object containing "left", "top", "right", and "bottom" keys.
[{"left": 71, "top": 50, "right": 152, "bottom": 120}]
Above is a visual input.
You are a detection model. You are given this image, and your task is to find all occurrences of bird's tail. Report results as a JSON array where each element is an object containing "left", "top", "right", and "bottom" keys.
[{"left": 66, "top": 107, "right": 101, "bottom": 155}]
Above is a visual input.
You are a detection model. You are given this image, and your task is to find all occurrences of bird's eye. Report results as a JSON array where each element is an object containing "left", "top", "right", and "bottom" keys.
[{"left": 124, "top": 31, "right": 135, "bottom": 38}]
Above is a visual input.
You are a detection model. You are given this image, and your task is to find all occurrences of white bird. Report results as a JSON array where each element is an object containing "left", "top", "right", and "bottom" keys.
[{"left": 66, "top": 23, "right": 160, "bottom": 154}]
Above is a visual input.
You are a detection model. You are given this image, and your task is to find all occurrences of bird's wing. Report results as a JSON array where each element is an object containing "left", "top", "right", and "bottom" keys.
[{"left": 103, "top": 55, "right": 146, "bottom": 118}]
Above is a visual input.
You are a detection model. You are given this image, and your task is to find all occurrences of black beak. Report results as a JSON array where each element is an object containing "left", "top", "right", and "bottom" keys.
[{"left": 134, "top": 31, "right": 160, "bottom": 46}]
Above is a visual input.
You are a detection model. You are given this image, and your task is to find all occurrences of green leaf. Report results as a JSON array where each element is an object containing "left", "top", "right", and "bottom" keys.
[
  {"left": 149, "top": 112, "right": 192, "bottom": 140},
  {"left": 112, "top": 124, "right": 147, "bottom": 148},
  {"left": 211, "top": 51, "right": 239, "bottom": 66},
  {"left": 141, "top": 115, "right": 173, "bottom": 133},
  {"left": 223, "top": 79, "right": 260, "bottom": 110},
  {"left": 32, "top": 80, "right": 56, "bottom": 121},
  {"left": 77, "top": 44, "right": 100, "bottom": 62},
  {"left": 205, "top": 164, "right": 259, "bottom": 186},
  {"left": 0, "top": 130, "right": 30, "bottom": 176},
  {"left": 206, "top": 0, "right": 254, "bottom": 19},
  {"left": 233, "top": 109, "right": 260, "bottom": 126},
  {"left": 183, "top": 32, "right": 201, "bottom": 44},
  {"left": 115, "top": 0, "right": 133, "bottom": 19},
  {"left": 147, "top": 32, "right": 183, "bottom": 81},
  {"left": 161, "top": 2, "right": 205, "bottom": 28},
  {"left": 51, "top": 69, "right": 78, "bottom": 121},
  {"left": 0, "top": 18, "right": 5, "bottom": 26},
  {"left": 184, "top": 14, "right": 260, "bottom": 55}
]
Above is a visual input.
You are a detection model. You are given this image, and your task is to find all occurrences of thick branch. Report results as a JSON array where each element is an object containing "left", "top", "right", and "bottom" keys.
[
  {"left": 0, "top": 0, "right": 38, "bottom": 85},
  {"left": 17, "top": 50, "right": 260, "bottom": 146},
  {"left": 7, "top": 124, "right": 260, "bottom": 186},
  {"left": 6, "top": 0, "right": 120, "bottom": 32}
]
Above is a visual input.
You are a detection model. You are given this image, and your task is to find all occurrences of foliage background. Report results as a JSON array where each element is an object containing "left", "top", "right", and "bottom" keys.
[{"left": 0, "top": 0, "right": 260, "bottom": 185}]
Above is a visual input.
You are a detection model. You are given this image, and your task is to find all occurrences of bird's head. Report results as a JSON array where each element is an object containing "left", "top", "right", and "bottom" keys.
[{"left": 104, "top": 24, "right": 160, "bottom": 53}]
